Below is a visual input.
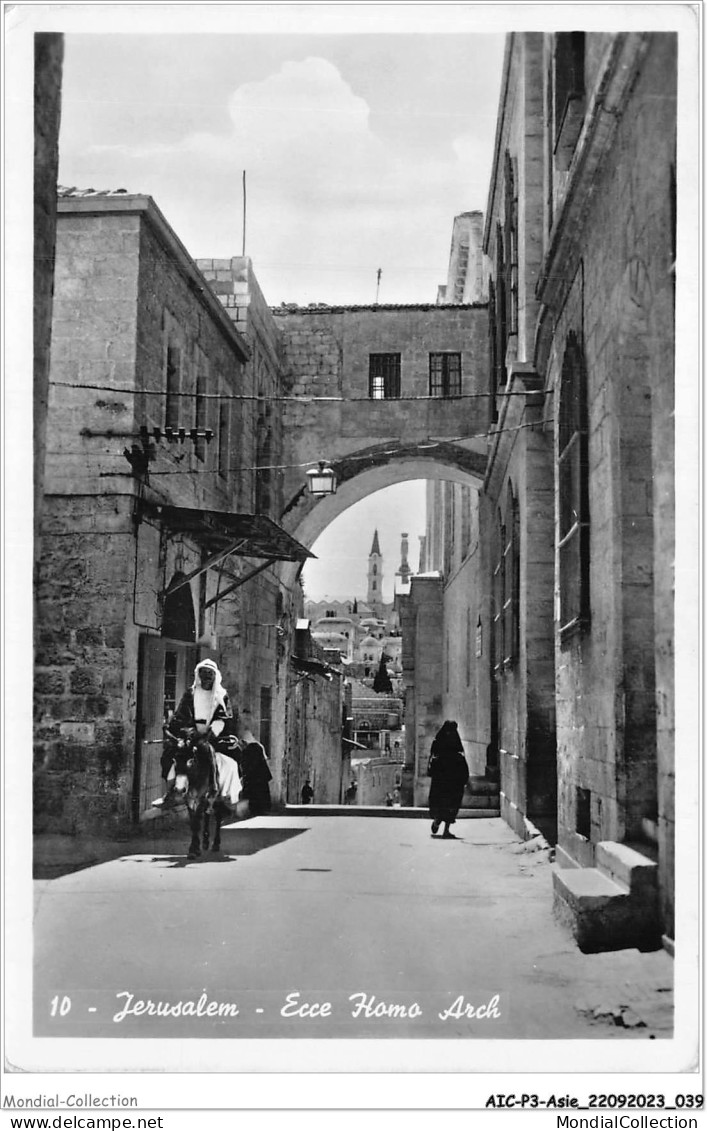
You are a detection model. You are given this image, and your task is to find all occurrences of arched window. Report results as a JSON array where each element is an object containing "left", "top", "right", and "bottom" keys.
[
  {"left": 372, "top": 564, "right": 377, "bottom": 576},
  {"left": 488, "top": 278, "right": 498, "bottom": 421},
  {"left": 493, "top": 485, "right": 520, "bottom": 673},
  {"left": 558, "top": 332, "right": 590, "bottom": 638},
  {"left": 495, "top": 222, "right": 507, "bottom": 391}
]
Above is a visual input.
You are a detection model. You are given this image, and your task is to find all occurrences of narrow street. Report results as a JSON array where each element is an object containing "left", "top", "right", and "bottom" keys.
[{"left": 34, "top": 813, "right": 673, "bottom": 1041}]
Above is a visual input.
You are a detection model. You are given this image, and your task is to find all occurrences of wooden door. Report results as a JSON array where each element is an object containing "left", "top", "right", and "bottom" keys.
[{"left": 133, "top": 636, "right": 199, "bottom": 819}]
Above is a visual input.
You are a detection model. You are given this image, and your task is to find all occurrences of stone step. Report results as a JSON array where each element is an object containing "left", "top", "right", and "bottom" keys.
[
  {"left": 595, "top": 841, "right": 658, "bottom": 896},
  {"left": 467, "top": 776, "right": 501, "bottom": 796},
  {"left": 461, "top": 793, "right": 498, "bottom": 809},
  {"left": 285, "top": 805, "right": 500, "bottom": 819},
  {"left": 552, "top": 841, "right": 661, "bottom": 953}
]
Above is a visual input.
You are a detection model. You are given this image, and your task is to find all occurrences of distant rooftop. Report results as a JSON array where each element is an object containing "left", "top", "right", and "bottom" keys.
[
  {"left": 272, "top": 301, "right": 486, "bottom": 314},
  {"left": 58, "top": 186, "right": 131, "bottom": 198}
]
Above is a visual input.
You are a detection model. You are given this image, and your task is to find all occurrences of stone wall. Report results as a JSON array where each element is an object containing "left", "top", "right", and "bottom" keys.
[
  {"left": 400, "top": 574, "right": 445, "bottom": 805},
  {"left": 285, "top": 666, "right": 344, "bottom": 804},
  {"left": 434, "top": 484, "right": 490, "bottom": 780},
  {"left": 35, "top": 199, "right": 286, "bottom": 833},
  {"left": 275, "top": 304, "right": 489, "bottom": 511},
  {"left": 34, "top": 495, "right": 137, "bottom": 834},
  {"left": 196, "top": 256, "right": 294, "bottom": 804},
  {"left": 545, "top": 38, "right": 676, "bottom": 897},
  {"left": 46, "top": 210, "right": 141, "bottom": 494}
]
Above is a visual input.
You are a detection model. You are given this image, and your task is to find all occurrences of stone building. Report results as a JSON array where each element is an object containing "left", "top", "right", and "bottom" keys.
[
  {"left": 284, "top": 621, "right": 345, "bottom": 805},
  {"left": 436, "top": 210, "right": 486, "bottom": 306},
  {"left": 425, "top": 32, "right": 677, "bottom": 950},
  {"left": 34, "top": 193, "right": 310, "bottom": 834}
]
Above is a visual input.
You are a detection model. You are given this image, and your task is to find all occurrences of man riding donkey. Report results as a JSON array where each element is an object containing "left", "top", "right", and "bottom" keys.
[{"left": 153, "top": 658, "right": 240, "bottom": 810}]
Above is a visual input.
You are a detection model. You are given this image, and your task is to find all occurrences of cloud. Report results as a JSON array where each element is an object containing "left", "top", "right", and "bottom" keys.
[{"left": 63, "top": 56, "right": 487, "bottom": 304}]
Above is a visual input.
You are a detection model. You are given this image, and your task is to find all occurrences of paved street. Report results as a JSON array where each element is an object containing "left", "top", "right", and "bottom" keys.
[{"left": 34, "top": 814, "right": 673, "bottom": 1041}]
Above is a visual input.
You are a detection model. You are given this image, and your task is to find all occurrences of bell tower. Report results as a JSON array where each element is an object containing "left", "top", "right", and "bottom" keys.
[{"left": 366, "top": 529, "right": 383, "bottom": 614}]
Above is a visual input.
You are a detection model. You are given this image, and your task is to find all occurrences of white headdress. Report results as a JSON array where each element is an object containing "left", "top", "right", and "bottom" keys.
[{"left": 191, "top": 659, "right": 228, "bottom": 725}]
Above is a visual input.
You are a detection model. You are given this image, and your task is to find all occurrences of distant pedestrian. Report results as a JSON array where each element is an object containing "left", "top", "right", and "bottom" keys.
[
  {"left": 301, "top": 780, "right": 314, "bottom": 805},
  {"left": 427, "top": 720, "right": 469, "bottom": 839},
  {"left": 385, "top": 792, "right": 394, "bottom": 807}
]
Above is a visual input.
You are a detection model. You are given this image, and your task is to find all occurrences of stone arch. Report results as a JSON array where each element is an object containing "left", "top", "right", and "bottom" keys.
[
  {"left": 275, "top": 446, "right": 487, "bottom": 603},
  {"left": 162, "top": 571, "right": 196, "bottom": 642}
]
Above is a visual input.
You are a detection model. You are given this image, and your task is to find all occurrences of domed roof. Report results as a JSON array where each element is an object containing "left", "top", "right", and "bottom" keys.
[{"left": 312, "top": 631, "right": 348, "bottom": 646}]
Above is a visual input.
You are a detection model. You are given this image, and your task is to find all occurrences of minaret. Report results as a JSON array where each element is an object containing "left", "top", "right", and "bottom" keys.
[
  {"left": 395, "top": 532, "right": 411, "bottom": 587},
  {"left": 366, "top": 529, "right": 383, "bottom": 613},
  {"left": 418, "top": 535, "right": 427, "bottom": 573}
]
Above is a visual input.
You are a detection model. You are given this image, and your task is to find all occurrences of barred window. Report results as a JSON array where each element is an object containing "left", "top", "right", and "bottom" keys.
[
  {"left": 502, "top": 483, "right": 520, "bottom": 667},
  {"left": 429, "top": 352, "right": 462, "bottom": 397},
  {"left": 259, "top": 686, "right": 272, "bottom": 756},
  {"left": 495, "top": 221, "right": 507, "bottom": 390},
  {"left": 369, "top": 353, "right": 401, "bottom": 399},
  {"left": 493, "top": 485, "right": 520, "bottom": 672},
  {"left": 488, "top": 278, "right": 499, "bottom": 419},
  {"left": 558, "top": 333, "right": 590, "bottom": 639}
]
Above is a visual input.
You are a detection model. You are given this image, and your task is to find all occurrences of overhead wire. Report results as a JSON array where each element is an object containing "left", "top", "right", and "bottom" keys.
[
  {"left": 106, "top": 416, "right": 553, "bottom": 478},
  {"left": 50, "top": 380, "right": 538, "bottom": 403}
]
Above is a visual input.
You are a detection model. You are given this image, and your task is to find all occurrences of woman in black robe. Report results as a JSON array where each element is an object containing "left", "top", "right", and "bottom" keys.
[
  {"left": 427, "top": 720, "right": 469, "bottom": 838},
  {"left": 236, "top": 725, "right": 272, "bottom": 816}
]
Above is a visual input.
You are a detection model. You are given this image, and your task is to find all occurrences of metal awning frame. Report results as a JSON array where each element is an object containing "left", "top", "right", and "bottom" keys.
[
  {"left": 162, "top": 540, "right": 249, "bottom": 598},
  {"left": 205, "top": 557, "right": 278, "bottom": 608},
  {"left": 142, "top": 500, "right": 314, "bottom": 603}
]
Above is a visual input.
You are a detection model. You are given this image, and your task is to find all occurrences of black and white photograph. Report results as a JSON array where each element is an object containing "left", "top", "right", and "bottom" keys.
[{"left": 2, "top": 0, "right": 702, "bottom": 1118}]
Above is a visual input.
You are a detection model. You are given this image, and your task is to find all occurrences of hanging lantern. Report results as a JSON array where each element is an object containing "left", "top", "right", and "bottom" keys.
[{"left": 306, "top": 461, "right": 337, "bottom": 497}]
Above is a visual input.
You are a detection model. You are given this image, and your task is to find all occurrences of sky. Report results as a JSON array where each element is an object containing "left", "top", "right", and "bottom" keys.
[
  {"left": 54, "top": 20, "right": 505, "bottom": 599},
  {"left": 57, "top": 31, "right": 505, "bottom": 307},
  {"left": 302, "top": 481, "right": 427, "bottom": 604}
]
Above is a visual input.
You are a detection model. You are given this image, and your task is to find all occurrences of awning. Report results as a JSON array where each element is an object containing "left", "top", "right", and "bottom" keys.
[
  {"left": 143, "top": 502, "right": 314, "bottom": 605},
  {"left": 143, "top": 502, "right": 314, "bottom": 562}
]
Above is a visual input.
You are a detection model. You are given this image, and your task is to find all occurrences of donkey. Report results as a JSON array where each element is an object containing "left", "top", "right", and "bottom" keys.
[{"left": 171, "top": 738, "right": 231, "bottom": 858}]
